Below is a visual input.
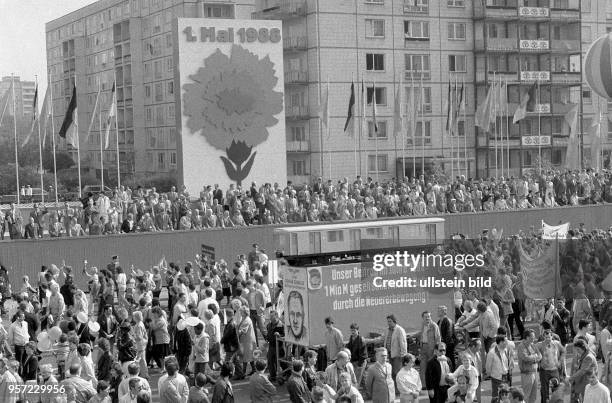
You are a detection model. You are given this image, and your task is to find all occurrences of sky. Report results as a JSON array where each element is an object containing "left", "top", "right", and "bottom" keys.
[{"left": 0, "top": 0, "right": 96, "bottom": 97}]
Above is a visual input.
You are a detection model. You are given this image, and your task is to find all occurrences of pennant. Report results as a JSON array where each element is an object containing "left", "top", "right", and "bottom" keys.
[
  {"left": 59, "top": 85, "right": 79, "bottom": 149},
  {"left": 453, "top": 82, "right": 464, "bottom": 132},
  {"left": 87, "top": 82, "right": 101, "bottom": 142},
  {"left": 475, "top": 83, "right": 494, "bottom": 130},
  {"left": 445, "top": 80, "right": 453, "bottom": 133},
  {"left": 393, "top": 76, "right": 404, "bottom": 137},
  {"left": 513, "top": 82, "right": 536, "bottom": 124},
  {"left": 361, "top": 80, "right": 367, "bottom": 137},
  {"left": 319, "top": 79, "right": 329, "bottom": 136},
  {"left": 40, "top": 87, "right": 51, "bottom": 147},
  {"left": 564, "top": 104, "right": 580, "bottom": 170},
  {"left": 104, "top": 82, "right": 116, "bottom": 149},
  {"left": 344, "top": 81, "right": 355, "bottom": 134},
  {"left": 372, "top": 82, "right": 378, "bottom": 135},
  {"left": 21, "top": 84, "right": 38, "bottom": 147}
]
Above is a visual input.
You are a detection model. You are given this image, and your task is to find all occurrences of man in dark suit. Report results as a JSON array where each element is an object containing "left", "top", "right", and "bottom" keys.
[
  {"left": 13, "top": 303, "right": 39, "bottom": 341},
  {"left": 265, "top": 310, "right": 284, "bottom": 382},
  {"left": 121, "top": 213, "right": 136, "bottom": 233},
  {"left": 347, "top": 322, "right": 367, "bottom": 382},
  {"left": 24, "top": 217, "right": 40, "bottom": 239},
  {"left": 426, "top": 342, "right": 453, "bottom": 403},
  {"left": 98, "top": 305, "right": 118, "bottom": 352},
  {"left": 5, "top": 203, "right": 22, "bottom": 240},
  {"left": 248, "top": 359, "right": 276, "bottom": 401},
  {"left": 438, "top": 306, "right": 456, "bottom": 367}
]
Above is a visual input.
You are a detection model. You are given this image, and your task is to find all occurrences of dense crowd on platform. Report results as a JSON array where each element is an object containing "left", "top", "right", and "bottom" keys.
[{"left": 2, "top": 169, "right": 612, "bottom": 239}]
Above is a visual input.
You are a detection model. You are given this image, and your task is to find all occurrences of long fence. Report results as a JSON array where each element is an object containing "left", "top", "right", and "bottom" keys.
[{"left": 2, "top": 204, "right": 611, "bottom": 289}]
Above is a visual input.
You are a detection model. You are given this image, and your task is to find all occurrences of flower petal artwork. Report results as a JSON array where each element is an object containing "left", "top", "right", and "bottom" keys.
[{"left": 182, "top": 44, "right": 284, "bottom": 185}]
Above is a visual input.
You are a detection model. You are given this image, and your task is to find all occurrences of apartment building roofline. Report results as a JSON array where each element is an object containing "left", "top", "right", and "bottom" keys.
[{"left": 46, "top": 0, "right": 125, "bottom": 31}]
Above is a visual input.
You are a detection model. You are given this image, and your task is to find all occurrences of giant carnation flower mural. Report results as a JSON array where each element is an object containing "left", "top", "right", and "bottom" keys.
[{"left": 183, "top": 44, "right": 284, "bottom": 185}]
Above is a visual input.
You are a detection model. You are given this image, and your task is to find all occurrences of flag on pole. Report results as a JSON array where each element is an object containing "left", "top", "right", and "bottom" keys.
[
  {"left": 445, "top": 80, "right": 453, "bottom": 133},
  {"left": 0, "top": 81, "right": 12, "bottom": 127},
  {"left": 590, "top": 112, "right": 603, "bottom": 169},
  {"left": 40, "top": 87, "right": 52, "bottom": 147},
  {"left": 21, "top": 84, "right": 38, "bottom": 147},
  {"left": 513, "top": 82, "right": 536, "bottom": 124},
  {"left": 475, "top": 83, "right": 494, "bottom": 130},
  {"left": 87, "top": 82, "right": 101, "bottom": 140},
  {"left": 496, "top": 79, "right": 507, "bottom": 117},
  {"left": 372, "top": 82, "right": 378, "bottom": 134},
  {"left": 319, "top": 79, "right": 329, "bottom": 136},
  {"left": 361, "top": 79, "right": 367, "bottom": 137},
  {"left": 453, "top": 82, "right": 464, "bottom": 131},
  {"left": 59, "top": 85, "right": 79, "bottom": 148},
  {"left": 393, "top": 76, "right": 404, "bottom": 137},
  {"left": 564, "top": 104, "right": 580, "bottom": 170},
  {"left": 104, "top": 82, "right": 116, "bottom": 149},
  {"left": 344, "top": 81, "right": 355, "bottom": 134}
]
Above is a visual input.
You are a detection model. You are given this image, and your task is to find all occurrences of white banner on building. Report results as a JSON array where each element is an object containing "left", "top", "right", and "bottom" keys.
[{"left": 542, "top": 220, "right": 569, "bottom": 239}]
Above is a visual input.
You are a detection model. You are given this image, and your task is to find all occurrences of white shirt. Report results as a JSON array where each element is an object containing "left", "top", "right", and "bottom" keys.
[
  {"left": 584, "top": 382, "right": 611, "bottom": 403},
  {"left": 116, "top": 273, "right": 127, "bottom": 291},
  {"left": 602, "top": 329, "right": 612, "bottom": 363}
]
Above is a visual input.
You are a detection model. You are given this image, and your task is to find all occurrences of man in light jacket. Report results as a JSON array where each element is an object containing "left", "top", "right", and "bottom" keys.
[
  {"left": 419, "top": 311, "right": 440, "bottom": 386},
  {"left": 485, "top": 335, "right": 512, "bottom": 400},
  {"left": 376, "top": 314, "right": 408, "bottom": 382}
]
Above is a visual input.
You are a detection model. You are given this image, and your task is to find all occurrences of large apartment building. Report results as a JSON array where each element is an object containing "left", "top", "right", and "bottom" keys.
[
  {"left": 254, "top": 0, "right": 607, "bottom": 181},
  {"left": 45, "top": 0, "right": 254, "bottom": 180},
  {"left": 0, "top": 76, "right": 37, "bottom": 119},
  {"left": 46, "top": 0, "right": 608, "bottom": 183}
]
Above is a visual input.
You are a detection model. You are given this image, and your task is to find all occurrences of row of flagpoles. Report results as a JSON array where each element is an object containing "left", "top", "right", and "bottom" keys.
[
  {"left": 476, "top": 75, "right": 607, "bottom": 177},
  {"left": 0, "top": 72, "right": 120, "bottom": 204},
  {"left": 319, "top": 73, "right": 471, "bottom": 180}
]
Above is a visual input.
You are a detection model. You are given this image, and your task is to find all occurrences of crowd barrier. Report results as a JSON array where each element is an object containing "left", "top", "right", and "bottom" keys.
[{"left": 1, "top": 204, "right": 611, "bottom": 290}]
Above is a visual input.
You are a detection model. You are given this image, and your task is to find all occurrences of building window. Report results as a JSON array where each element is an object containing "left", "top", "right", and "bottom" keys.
[
  {"left": 170, "top": 152, "right": 177, "bottom": 167},
  {"left": 155, "top": 83, "right": 163, "bottom": 101},
  {"left": 368, "top": 155, "right": 388, "bottom": 172},
  {"left": 448, "top": 23, "right": 466, "bottom": 40},
  {"left": 167, "top": 81, "right": 174, "bottom": 96},
  {"left": 454, "top": 121, "right": 465, "bottom": 137},
  {"left": 449, "top": 55, "right": 467, "bottom": 72},
  {"left": 291, "top": 126, "right": 306, "bottom": 141},
  {"left": 409, "top": 121, "right": 432, "bottom": 144},
  {"left": 366, "top": 19, "right": 385, "bottom": 38},
  {"left": 583, "top": 89, "right": 592, "bottom": 104},
  {"left": 368, "top": 121, "right": 387, "bottom": 138},
  {"left": 158, "top": 152, "right": 166, "bottom": 169},
  {"left": 404, "top": 21, "right": 429, "bottom": 40},
  {"left": 405, "top": 54, "right": 430, "bottom": 76},
  {"left": 366, "top": 86, "right": 386, "bottom": 105},
  {"left": 292, "top": 160, "right": 306, "bottom": 175},
  {"left": 447, "top": 0, "right": 464, "bottom": 6},
  {"left": 405, "top": 0, "right": 428, "bottom": 12},
  {"left": 327, "top": 231, "right": 344, "bottom": 242},
  {"left": 147, "top": 129, "right": 156, "bottom": 147},
  {"left": 145, "top": 107, "right": 152, "bottom": 122},
  {"left": 366, "top": 53, "right": 385, "bottom": 71},
  {"left": 168, "top": 104, "right": 175, "bottom": 120},
  {"left": 406, "top": 87, "right": 432, "bottom": 113}
]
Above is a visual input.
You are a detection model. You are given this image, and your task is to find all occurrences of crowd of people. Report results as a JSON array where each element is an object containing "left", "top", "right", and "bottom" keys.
[{"left": 2, "top": 169, "right": 612, "bottom": 239}]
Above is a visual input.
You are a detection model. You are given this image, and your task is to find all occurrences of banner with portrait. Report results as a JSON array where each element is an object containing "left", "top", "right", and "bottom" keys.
[{"left": 283, "top": 266, "right": 309, "bottom": 346}]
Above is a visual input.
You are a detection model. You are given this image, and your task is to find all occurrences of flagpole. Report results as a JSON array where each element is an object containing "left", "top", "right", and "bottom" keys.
[
  {"left": 450, "top": 75, "right": 454, "bottom": 180},
  {"left": 113, "top": 73, "right": 121, "bottom": 188},
  {"left": 35, "top": 76, "right": 44, "bottom": 204},
  {"left": 11, "top": 74, "right": 20, "bottom": 205},
  {"left": 402, "top": 80, "right": 406, "bottom": 179},
  {"left": 374, "top": 80, "right": 379, "bottom": 182},
  {"left": 326, "top": 77, "right": 331, "bottom": 182},
  {"left": 98, "top": 79, "right": 104, "bottom": 190},
  {"left": 493, "top": 72, "right": 498, "bottom": 179},
  {"left": 538, "top": 79, "right": 541, "bottom": 175},
  {"left": 420, "top": 74, "right": 424, "bottom": 176},
  {"left": 411, "top": 73, "right": 416, "bottom": 178},
  {"left": 352, "top": 73, "right": 357, "bottom": 179},
  {"left": 49, "top": 74, "right": 58, "bottom": 204},
  {"left": 506, "top": 79, "right": 510, "bottom": 177},
  {"left": 500, "top": 76, "right": 504, "bottom": 179},
  {"left": 74, "top": 76, "right": 82, "bottom": 199},
  {"left": 463, "top": 76, "right": 468, "bottom": 178}
]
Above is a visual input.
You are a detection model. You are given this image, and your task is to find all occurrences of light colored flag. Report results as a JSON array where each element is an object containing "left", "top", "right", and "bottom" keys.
[
  {"left": 542, "top": 220, "right": 570, "bottom": 239},
  {"left": 513, "top": 82, "right": 536, "bottom": 124},
  {"left": 0, "top": 81, "right": 12, "bottom": 127},
  {"left": 564, "top": 104, "right": 580, "bottom": 170},
  {"left": 21, "top": 84, "right": 38, "bottom": 147},
  {"left": 87, "top": 82, "right": 101, "bottom": 141},
  {"left": 393, "top": 76, "right": 404, "bottom": 137},
  {"left": 475, "top": 83, "right": 494, "bottom": 130},
  {"left": 40, "top": 87, "right": 51, "bottom": 147},
  {"left": 372, "top": 82, "right": 378, "bottom": 134},
  {"left": 319, "top": 79, "right": 329, "bottom": 136},
  {"left": 590, "top": 112, "right": 603, "bottom": 170},
  {"left": 104, "top": 82, "right": 116, "bottom": 149},
  {"left": 361, "top": 80, "right": 367, "bottom": 137}
]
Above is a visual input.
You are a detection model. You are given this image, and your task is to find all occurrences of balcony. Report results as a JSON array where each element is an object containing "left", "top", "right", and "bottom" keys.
[
  {"left": 551, "top": 72, "right": 581, "bottom": 84},
  {"left": 403, "top": 0, "right": 428, "bottom": 14},
  {"left": 517, "top": 6, "right": 550, "bottom": 20},
  {"left": 550, "top": 40, "right": 580, "bottom": 53},
  {"left": 550, "top": 8, "right": 580, "bottom": 21},
  {"left": 519, "top": 39, "right": 549, "bottom": 52},
  {"left": 283, "top": 35, "right": 307, "bottom": 51},
  {"left": 285, "top": 106, "right": 310, "bottom": 120},
  {"left": 476, "top": 71, "right": 519, "bottom": 83},
  {"left": 475, "top": 37, "right": 518, "bottom": 52},
  {"left": 520, "top": 71, "right": 550, "bottom": 82},
  {"left": 473, "top": 2, "right": 519, "bottom": 20},
  {"left": 286, "top": 140, "right": 309, "bottom": 152},
  {"left": 552, "top": 103, "right": 575, "bottom": 114},
  {"left": 284, "top": 70, "right": 308, "bottom": 85},
  {"left": 252, "top": 0, "right": 306, "bottom": 20},
  {"left": 404, "top": 70, "right": 431, "bottom": 81}
]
